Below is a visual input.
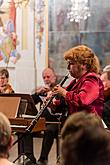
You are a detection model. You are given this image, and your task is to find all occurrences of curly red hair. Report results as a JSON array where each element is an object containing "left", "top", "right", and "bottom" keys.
[{"left": 64, "top": 45, "right": 100, "bottom": 73}]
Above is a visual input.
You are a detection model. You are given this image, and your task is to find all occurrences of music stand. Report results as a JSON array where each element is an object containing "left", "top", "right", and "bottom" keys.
[
  {"left": 0, "top": 93, "right": 38, "bottom": 117},
  {"left": 0, "top": 96, "right": 21, "bottom": 118}
]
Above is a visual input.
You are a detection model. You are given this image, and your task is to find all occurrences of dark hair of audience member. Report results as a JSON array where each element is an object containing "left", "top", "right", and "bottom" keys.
[{"left": 60, "top": 111, "right": 110, "bottom": 165}]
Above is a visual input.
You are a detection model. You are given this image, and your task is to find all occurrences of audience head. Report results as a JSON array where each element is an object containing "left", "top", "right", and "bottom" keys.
[
  {"left": 42, "top": 68, "right": 57, "bottom": 87},
  {"left": 0, "top": 68, "right": 9, "bottom": 87},
  {"left": 64, "top": 45, "right": 100, "bottom": 78},
  {"left": 61, "top": 111, "right": 110, "bottom": 165},
  {"left": 0, "top": 112, "right": 13, "bottom": 158}
]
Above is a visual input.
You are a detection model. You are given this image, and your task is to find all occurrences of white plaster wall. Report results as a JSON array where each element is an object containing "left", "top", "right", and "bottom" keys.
[{"left": 14, "top": 6, "right": 36, "bottom": 94}]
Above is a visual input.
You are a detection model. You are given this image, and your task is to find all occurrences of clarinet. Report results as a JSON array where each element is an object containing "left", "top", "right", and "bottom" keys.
[{"left": 25, "top": 73, "right": 69, "bottom": 133}]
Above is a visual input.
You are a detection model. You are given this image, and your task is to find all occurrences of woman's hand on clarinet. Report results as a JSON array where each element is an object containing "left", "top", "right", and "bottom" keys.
[{"left": 53, "top": 84, "right": 67, "bottom": 97}]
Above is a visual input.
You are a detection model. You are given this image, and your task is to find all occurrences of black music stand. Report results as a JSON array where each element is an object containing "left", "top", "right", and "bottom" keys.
[{"left": 0, "top": 93, "right": 38, "bottom": 164}]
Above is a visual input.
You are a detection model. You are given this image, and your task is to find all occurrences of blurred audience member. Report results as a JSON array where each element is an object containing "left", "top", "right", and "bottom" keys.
[
  {"left": 60, "top": 111, "right": 110, "bottom": 165},
  {"left": 0, "top": 112, "right": 14, "bottom": 165}
]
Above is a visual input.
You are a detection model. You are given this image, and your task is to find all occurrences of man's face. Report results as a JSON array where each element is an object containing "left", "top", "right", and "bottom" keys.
[
  {"left": 42, "top": 69, "right": 56, "bottom": 86},
  {"left": 0, "top": 74, "right": 8, "bottom": 87},
  {"left": 100, "top": 72, "right": 110, "bottom": 90}
]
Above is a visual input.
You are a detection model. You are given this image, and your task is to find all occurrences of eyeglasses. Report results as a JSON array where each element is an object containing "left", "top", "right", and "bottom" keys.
[{"left": 67, "top": 61, "right": 76, "bottom": 66}]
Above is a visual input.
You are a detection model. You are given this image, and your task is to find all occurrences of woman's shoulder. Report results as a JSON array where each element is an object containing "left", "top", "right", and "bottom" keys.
[
  {"left": 83, "top": 72, "right": 102, "bottom": 82},
  {"left": 84, "top": 72, "right": 98, "bottom": 78}
]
